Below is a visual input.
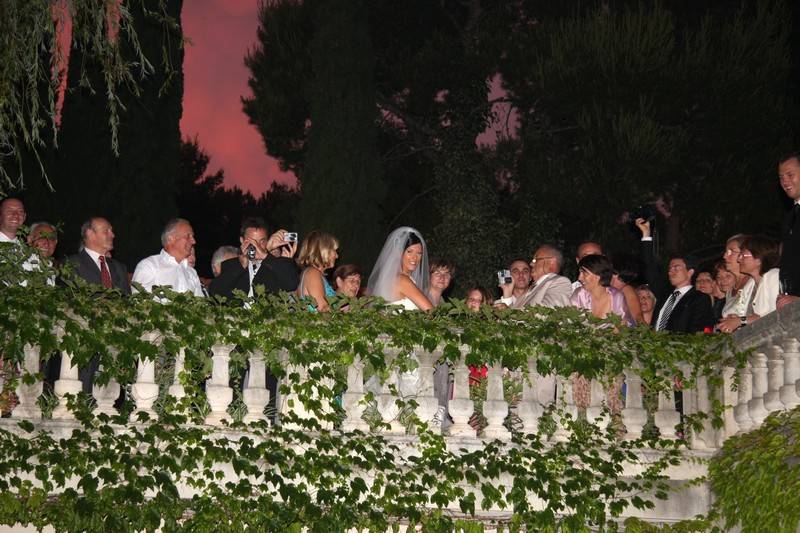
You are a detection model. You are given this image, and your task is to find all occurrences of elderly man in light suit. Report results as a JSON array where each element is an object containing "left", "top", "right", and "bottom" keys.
[{"left": 498, "top": 245, "right": 573, "bottom": 309}]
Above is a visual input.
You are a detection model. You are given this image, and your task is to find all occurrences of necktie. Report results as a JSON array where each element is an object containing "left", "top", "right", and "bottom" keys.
[
  {"left": 656, "top": 290, "right": 680, "bottom": 331},
  {"left": 99, "top": 255, "right": 113, "bottom": 289}
]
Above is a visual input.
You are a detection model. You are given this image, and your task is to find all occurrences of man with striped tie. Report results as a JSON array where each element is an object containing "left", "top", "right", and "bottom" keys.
[{"left": 653, "top": 256, "right": 715, "bottom": 333}]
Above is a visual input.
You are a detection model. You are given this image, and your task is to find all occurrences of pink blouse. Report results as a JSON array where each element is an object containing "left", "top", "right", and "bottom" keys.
[{"left": 570, "top": 286, "right": 634, "bottom": 326}]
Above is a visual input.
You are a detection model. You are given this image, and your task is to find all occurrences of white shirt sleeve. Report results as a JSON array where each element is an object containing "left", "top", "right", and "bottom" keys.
[{"left": 131, "top": 258, "right": 156, "bottom": 294}]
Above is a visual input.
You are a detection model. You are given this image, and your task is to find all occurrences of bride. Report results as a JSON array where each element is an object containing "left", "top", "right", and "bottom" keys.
[{"left": 367, "top": 227, "right": 433, "bottom": 311}]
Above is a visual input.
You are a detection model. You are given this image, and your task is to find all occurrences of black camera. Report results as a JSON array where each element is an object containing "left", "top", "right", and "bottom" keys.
[{"left": 630, "top": 204, "right": 657, "bottom": 223}]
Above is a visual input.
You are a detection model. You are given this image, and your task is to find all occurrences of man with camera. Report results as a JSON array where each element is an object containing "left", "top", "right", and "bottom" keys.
[
  {"left": 208, "top": 216, "right": 299, "bottom": 299},
  {"left": 497, "top": 245, "right": 573, "bottom": 309}
]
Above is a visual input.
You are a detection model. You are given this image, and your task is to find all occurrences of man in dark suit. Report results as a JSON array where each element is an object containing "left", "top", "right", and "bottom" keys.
[
  {"left": 636, "top": 218, "right": 714, "bottom": 333},
  {"left": 67, "top": 217, "right": 130, "bottom": 293},
  {"left": 208, "top": 216, "right": 298, "bottom": 300},
  {"left": 777, "top": 151, "right": 800, "bottom": 309},
  {"left": 61, "top": 217, "right": 130, "bottom": 395}
]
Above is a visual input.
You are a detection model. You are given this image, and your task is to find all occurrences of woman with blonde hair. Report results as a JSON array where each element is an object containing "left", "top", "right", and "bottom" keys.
[{"left": 296, "top": 231, "right": 339, "bottom": 312}]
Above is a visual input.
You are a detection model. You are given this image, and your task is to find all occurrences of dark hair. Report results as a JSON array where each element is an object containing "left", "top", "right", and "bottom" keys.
[
  {"left": 576, "top": 240, "right": 603, "bottom": 257},
  {"left": 430, "top": 257, "right": 456, "bottom": 276},
  {"left": 669, "top": 253, "right": 700, "bottom": 273},
  {"left": 778, "top": 151, "right": 800, "bottom": 166},
  {"left": 240, "top": 216, "right": 268, "bottom": 238},
  {"left": 404, "top": 232, "right": 422, "bottom": 250},
  {"left": 508, "top": 257, "right": 529, "bottom": 268},
  {"left": 577, "top": 254, "right": 614, "bottom": 287},
  {"left": 713, "top": 259, "right": 730, "bottom": 276},
  {"left": 740, "top": 234, "right": 780, "bottom": 274},
  {"left": 465, "top": 285, "right": 493, "bottom": 306},
  {"left": 332, "top": 263, "right": 362, "bottom": 281},
  {"left": 610, "top": 253, "right": 641, "bottom": 284}
]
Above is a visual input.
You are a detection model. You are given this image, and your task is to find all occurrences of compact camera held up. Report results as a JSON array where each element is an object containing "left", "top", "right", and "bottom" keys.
[
  {"left": 496, "top": 269, "right": 512, "bottom": 285},
  {"left": 284, "top": 232, "right": 298, "bottom": 243},
  {"left": 630, "top": 204, "right": 657, "bottom": 223}
]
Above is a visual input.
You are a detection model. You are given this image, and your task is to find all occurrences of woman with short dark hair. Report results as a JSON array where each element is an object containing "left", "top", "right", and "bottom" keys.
[{"left": 570, "top": 255, "right": 632, "bottom": 325}]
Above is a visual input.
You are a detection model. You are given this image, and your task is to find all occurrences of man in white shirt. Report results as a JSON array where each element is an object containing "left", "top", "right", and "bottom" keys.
[
  {"left": 132, "top": 218, "right": 204, "bottom": 297},
  {"left": 497, "top": 245, "right": 573, "bottom": 309},
  {"left": 0, "top": 198, "right": 26, "bottom": 244},
  {"left": 23, "top": 221, "right": 59, "bottom": 285}
]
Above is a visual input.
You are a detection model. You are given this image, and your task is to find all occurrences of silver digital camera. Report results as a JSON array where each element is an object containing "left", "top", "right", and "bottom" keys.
[
  {"left": 284, "top": 232, "right": 298, "bottom": 243},
  {"left": 497, "top": 269, "right": 512, "bottom": 285}
]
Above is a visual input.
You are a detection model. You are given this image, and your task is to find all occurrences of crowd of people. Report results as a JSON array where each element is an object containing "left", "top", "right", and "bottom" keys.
[{"left": 2, "top": 151, "right": 799, "bottom": 422}]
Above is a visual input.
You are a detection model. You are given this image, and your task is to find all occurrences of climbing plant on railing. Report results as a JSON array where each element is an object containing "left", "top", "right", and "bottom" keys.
[{"left": 0, "top": 245, "right": 745, "bottom": 531}]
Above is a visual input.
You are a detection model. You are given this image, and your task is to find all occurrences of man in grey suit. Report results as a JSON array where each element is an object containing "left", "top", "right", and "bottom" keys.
[
  {"left": 498, "top": 245, "right": 573, "bottom": 309},
  {"left": 67, "top": 217, "right": 130, "bottom": 293}
]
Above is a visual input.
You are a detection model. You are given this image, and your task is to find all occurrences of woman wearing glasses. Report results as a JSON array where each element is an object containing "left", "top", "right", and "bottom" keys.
[{"left": 716, "top": 235, "right": 780, "bottom": 333}]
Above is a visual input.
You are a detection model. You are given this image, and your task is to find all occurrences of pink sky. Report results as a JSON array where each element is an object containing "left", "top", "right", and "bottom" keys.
[
  {"left": 180, "top": 2, "right": 516, "bottom": 196},
  {"left": 181, "top": 0, "right": 296, "bottom": 195}
]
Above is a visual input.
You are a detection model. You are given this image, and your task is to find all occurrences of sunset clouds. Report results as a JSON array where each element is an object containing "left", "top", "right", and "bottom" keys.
[{"left": 181, "top": 0, "right": 296, "bottom": 195}]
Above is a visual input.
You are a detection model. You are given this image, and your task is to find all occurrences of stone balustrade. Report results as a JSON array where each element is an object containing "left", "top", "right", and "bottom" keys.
[{"left": 2, "top": 300, "right": 800, "bottom": 528}]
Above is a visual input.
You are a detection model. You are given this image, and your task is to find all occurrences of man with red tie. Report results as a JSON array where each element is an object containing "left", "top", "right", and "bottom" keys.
[
  {"left": 63, "top": 217, "right": 130, "bottom": 395},
  {"left": 67, "top": 217, "right": 130, "bottom": 294}
]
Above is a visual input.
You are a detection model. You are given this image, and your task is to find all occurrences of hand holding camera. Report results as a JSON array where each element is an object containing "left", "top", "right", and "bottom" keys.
[
  {"left": 497, "top": 269, "right": 514, "bottom": 298},
  {"left": 266, "top": 229, "right": 299, "bottom": 258}
]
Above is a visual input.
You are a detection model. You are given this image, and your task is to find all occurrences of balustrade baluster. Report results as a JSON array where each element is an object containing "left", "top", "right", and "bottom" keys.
[
  {"left": 130, "top": 333, "right": 160, "bottom": 420},
  {"left": 764, "top": 345, "right": 785, "bottom": 413},
  {"left": 242, "top": 349, "right": 269, "bottom": 424},
  {"left": 688, "top": 373, "right": 717, "bottom": 450},
  {"left": 621, "top": 365, "right": 647, "bottom": 440},
  {"left": 375, "top": 347, "right": 405, "bottom": 435},
  {"left": 11, "top": 344, "right": 43, "bottom": 419},
  {"left": 654, "top": 380, "right": 681, "bottom": 439},
  {"left": 446, "top": 348, "right": 476, "bottom": 438},
  {"left": 721, "top": 367, "right": 740, "bottom": 439},
  {"left": 553, "top": 376, "right": 578, "bottom": 441},
  {"left": 780, "top": 337, "right": 800, "bottom": 409},
  {"left": 586, "top": 378, "right": 610, "bottom": 429},
  {"left": 52, "top": 349, "right": 82, "bottom": 420},
  {"left": 204, "top": 344, "right": 234, "bottom": 425},
  {"left": 414, "top": 348, "right": 440, "bottom": 432},
  {"left": 482, "top": 361, "right": 510, "bottom": 440},
  {"left": 92, "top": 354, "right": 120, "bottom": 417},
  {"left": 168, "top": 347, "right": 187, "bottom": 402},
  {"left": 734, "top": 363, "right": 754, "bottom": 433},
  {"left": 517, "top": 354, "right": 543, "bottom": 436},
  {"left": 341, "top": 355, "right": 369, "bottom": 432},
  {"left": 747, "top": 352, "right": 769, "bottom": 427}
]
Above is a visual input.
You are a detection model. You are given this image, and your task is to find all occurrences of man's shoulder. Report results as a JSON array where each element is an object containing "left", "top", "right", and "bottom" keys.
[
  {"left": 220, "top": 256, "right": 245, "bottom": 271},
  {"left": 545, "top": 274, "right": 572, "bottom": 288}
]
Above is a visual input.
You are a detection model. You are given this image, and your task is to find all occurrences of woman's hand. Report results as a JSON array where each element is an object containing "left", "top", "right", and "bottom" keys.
[{"left": 716, "top": 316, "right": 741, "bottom": 334}]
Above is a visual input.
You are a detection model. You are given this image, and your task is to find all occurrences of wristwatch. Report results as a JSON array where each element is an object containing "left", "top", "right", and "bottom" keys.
[{"left": 739, "top": 316, "right": 748, "bottom": 327}]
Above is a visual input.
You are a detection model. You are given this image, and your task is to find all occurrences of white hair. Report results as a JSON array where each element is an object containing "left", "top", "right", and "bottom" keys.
[{"left": 161, "top": 218, "right": 190, "bottom": 247}]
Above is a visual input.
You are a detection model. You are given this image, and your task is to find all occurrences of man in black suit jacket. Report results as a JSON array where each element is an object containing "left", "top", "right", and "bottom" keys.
[
  {"left": 778, "top": 151, "right": 800, "bottom": 309},
  {"left": 637, "top": 219, "right": 714, "bottom": 333},
  {"left": 208, "top": 216, "right": 298, "bottom": 300},
  {"left": 66, "top": 217, "right": 130, "bottom": 293},
  {"left": 60, "top": 217, "right": 130, "bottom": 395}
]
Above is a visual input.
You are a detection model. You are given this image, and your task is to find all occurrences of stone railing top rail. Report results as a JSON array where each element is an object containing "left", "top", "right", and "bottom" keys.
[{"left": 732, "top": 299, "right": 800, "bottom": 351}]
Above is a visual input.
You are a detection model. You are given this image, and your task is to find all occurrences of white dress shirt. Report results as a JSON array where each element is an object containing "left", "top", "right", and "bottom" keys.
[
  {"left": 0, "top": 232, "right": 19, "bottom": 244},
  {"left": 132, "top": 249, "right": 205, "bottom": 297}
]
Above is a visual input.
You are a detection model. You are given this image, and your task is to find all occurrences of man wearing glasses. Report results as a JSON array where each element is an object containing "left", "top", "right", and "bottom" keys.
[{"left": 497, "top": 245, "right": 573, "bottom": 309}]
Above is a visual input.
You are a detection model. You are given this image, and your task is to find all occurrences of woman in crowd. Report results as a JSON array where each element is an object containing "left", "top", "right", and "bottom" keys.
[
  {"left": 296, "top": 231, "right": 339, "bottom": 312},
  {"left": 367, "top": 227, "right": 432, "bottom": 311},
  {"left": 636, "top": 285, "right": 657, "bottom": 326},
  {"left": 717, "top": 235, "right": 781, "bottom": 333},
  {"left": 332, "top": 263, "right": 362, "bottom": 298},
  {"left": 720, "top": 234, "right": 755, "bottom": 319},
  {"left": 710, "top": 261, "right": 734, "bottom": 320},
  {"left": 465, "top": 286, "right": 493, "bottom": 311},
  {"left": 428, "top": 258, "right": 455, "bottom": 307},
  {"left": 571, "top": 255, "right": 633, "bottom": 326},
  {"left": 609, "top": 253, "right": 644, "bottom": 325},
  {"left": 571, "top": 254, "right": 631, "bottom": 412}
]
